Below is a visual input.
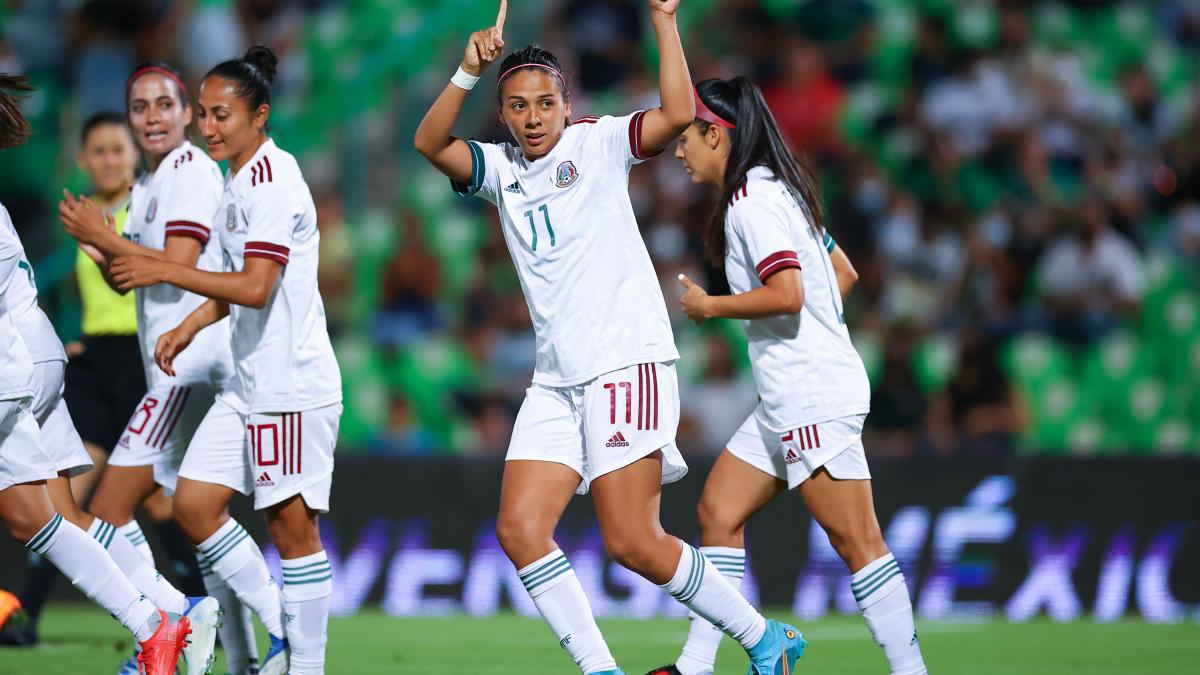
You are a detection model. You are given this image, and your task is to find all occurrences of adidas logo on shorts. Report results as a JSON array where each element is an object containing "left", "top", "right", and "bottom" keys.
[
  {"left": 606, "top": 431, "right": 630, "bottom": 448},
  {"left": 785, "top": 448, "right": 802, "bottom": 465},
  {"left": 255, "top": 471, "right": 275, "bottom": 487},
  {"left": 118, "top": 434, "right": 130, "bottom": 448}
]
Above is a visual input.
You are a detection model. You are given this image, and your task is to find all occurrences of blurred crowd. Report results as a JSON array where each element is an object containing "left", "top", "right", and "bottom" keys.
[{"left": 1, "top": 0, "right": 1198, "bottom": 458}]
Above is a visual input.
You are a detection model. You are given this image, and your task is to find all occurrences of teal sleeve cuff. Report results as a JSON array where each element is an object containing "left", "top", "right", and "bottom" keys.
[
  {"left": 823, "top": 231, "right": 836, "bottom": 253},
  {"left": 450, "top": 140, "right": 485, "bottom": 197}
]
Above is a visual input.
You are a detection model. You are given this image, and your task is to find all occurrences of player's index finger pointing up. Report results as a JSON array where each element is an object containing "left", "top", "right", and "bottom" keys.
[{"left": 495, "top": 0, "right": 507, "bottom": 36}]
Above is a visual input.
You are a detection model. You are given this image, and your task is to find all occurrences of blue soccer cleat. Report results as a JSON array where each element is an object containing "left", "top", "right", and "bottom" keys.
[
  {"left": 745, "top": 619, "right": 806, "bottom": 675},
  {"left": 116, "top": 655, "right": 140, "bottom": 675},
  {"left": 181, "top": 596, "right": 222, "bottom": 675},
  {"left": 258, "top": 633, "right": 289, "bottom": 675},
  {"left": 591, "top": 671, "right": 625, "bottom": 675}
]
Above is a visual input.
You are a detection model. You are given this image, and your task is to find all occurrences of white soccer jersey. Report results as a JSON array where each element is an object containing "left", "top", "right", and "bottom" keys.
[
  {"left": 215, "top": 139, "right": 342, "bottom": 414},
  {"left": 1, "top": 204, "right": 65, "bottom": 364},
  {"left": 0, "top": 211, "right": 34, "bottom": 400},
  {"left": 454, "top": 111, "right": 678, "bottom": 386},
  {"left": 127, "top": 141, "right": 233, "bottom": 389},
  {"left": 724, "top": 166, "right": 870, "bottom": 432}
]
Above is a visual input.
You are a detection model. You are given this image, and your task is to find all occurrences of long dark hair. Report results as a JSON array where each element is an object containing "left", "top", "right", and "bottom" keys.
[
  {"left": 696, "top": 77, "right": 823, "bottom": 266},
  {"left": 0, "top": 74, "right": 33, "bottom": 150}
]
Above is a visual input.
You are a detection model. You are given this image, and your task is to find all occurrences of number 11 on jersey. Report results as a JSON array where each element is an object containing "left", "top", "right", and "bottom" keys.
[{"left": 523, "top": 203, "right": 556, "bottom": 251}]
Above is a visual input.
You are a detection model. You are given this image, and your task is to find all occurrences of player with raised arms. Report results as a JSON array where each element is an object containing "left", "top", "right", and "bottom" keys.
[
  {"left": 647, "top": 77, "right": 928, "bottom": 675},
  {"left": 415, "top": 3, "right": 804, "bottom": 674},
  {"left": 109, "top": 45, "right": 343, "bottom": 675},
  {"left": 0, "top": 73, "right": 192, "bottom": 675},
  {"left": 59, "top": 61, "right": 248, "bottom": 675}
]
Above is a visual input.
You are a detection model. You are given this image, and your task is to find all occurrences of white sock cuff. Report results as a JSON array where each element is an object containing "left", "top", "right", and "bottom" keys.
[
  {"left": 282, "top": 551, "right": 333, "bottom": 600},
  {"left": 87, "top": 519, "right": 120, "bottom": 549},
  {"left": 198, "top": 519, "right": 253, "bottom": 577},
  {"left": 852, "top": 552, "right": 903, "bottom": 609},
  {"left": 516, "top": 549, "right": 574, "bottom": 598},
  {"left": 24, "top": 513, "right": 64, "bottom": 555},
  {"left": 117, "top": 520, "right": 148, "bottom": 547},
  {"left": 700, "top": 546, "right": 746, "bottom": 579},
  {"left": 662, "top": 541, "right": 706, "bottom": 604}
]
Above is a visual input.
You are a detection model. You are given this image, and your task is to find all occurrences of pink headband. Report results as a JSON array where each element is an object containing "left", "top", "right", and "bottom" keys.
[
  {"left": 694, "top": 88, "right": 735, "bottom": 129},
  {"left": 126, "top": 66, "right": 188, "bottom": 98},
  {"left": 497, "top": 63, "right": 566, "bottom": 90}
]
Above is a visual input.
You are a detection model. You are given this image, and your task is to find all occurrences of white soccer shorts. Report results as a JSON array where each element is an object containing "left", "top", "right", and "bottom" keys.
[
  {"left": 507, "top": 361, "right": 688, "bottom": 495},
  {"left": 109, "top": 382, "right": 219, "bottom": 492},
  {"left": 726, "top": 410, "right": 871, "bottom": 490},
  {"left": 178, "top": 397, "right": 342, "bottom": 513},
  {"left": 0, "top": 398, "right": 57, "bottom": 493},
  {"left": 31, "top": 361, "right": 92, "bottom": 479}
]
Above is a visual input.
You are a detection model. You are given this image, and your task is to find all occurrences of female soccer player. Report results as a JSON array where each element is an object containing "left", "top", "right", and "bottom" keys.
[
  {"left": 0, "top": 73, "right": 190, "bottom": 675},
  {"left": 414, "top": 3, "right": 803, "bottom": 674},
  {"left": 110, "top": 46, "right": 343, "bottom": 675},
  {"left": 59, "top": 61, "right": 247, "bottom": 675},
  {"left": 651, "top": 77, "right": 927, "bottom": 675}
]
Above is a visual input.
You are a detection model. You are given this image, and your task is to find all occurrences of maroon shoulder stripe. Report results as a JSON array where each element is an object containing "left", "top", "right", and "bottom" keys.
[
  {"left": 164, "top": 221, "right": 211, "bottom": 244},
  {"left": 244, "top": 241, "right": 290, "bottom": 265},
  {"left": 754, "top": 250, "right": 801, "bottom": 283}
]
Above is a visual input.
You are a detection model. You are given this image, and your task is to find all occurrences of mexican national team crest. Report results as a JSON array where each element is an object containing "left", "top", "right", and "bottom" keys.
[
  {"left": 555, "top": 160, "right": 579, "bottom": 188},
  {"left": 225, "top": 203, "right": 237, "bottom": 232},
  {"left": 145, "top": 197, "right": 157, "bottom": 222}
]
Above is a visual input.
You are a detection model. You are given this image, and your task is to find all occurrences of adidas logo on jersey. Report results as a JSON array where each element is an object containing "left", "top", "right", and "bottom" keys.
[
  {"left": 606, "top": 431, "right": 630, "bottom": 448},
  {"left": 785, "top": 448, "right": 802, "bottom": 465},
  {"left": 118, "top": 434, "right": 131, "bottom": 448},
  {"left": 504, "top": 181, "right": 522, "bottom": 194},
  {"left": 255, "top": 471, "right": 275, "bottom": 487}
]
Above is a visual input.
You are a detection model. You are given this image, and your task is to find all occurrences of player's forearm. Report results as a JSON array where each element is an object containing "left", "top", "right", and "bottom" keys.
[
  {"left": 94, "top": 230, "right": 166, "bottom": 262},
  {"left": 162, "top": 264, "right": 273, "bottom": 309},
  {"left": 830, "top": 245, "right": 859, "bottom": 301},
  {"left": 414, "top": 83, "right": 471, "bottom": 159},
  {"left": 650, "top": 12, "right": 695, "bottom": 131},
  {"left": 705, "top": 284, "right": 805, "bottom": 320},
  {"left": 181, "top": 298, "right": 230, "bottom": 334}
]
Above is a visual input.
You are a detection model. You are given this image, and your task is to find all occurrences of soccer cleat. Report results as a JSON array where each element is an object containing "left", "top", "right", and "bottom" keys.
[
  {"left": 181, "top": 597, "right": 222, "bottom": 675},
  {"left": 644, "top": 667, "right": 682, "bottom": 675},
  {"left": 136, "top": 610, "right": 191, "bottom": 675},
  {"left": 745, "top": 619, "right": 806, "bottom": 675},
  {"left": 116, "top": 656, "right": 139, "bottom": 675},
  {"left": 590, "top": 671, "right": 625, "bottom": 675},
  {"left": 258, "top": 634, "right": 289, "bottom": 675}
]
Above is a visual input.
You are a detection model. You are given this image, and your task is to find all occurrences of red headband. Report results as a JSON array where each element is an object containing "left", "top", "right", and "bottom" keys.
[
  {"left": 694, "top": 88, "right": 735, "bottom": 129},
  {"left": 497, "top": 63, "right": 565, "bottom": 89},
  {"left": 125, "top": 66, "right": 188, "bottom": 97}
]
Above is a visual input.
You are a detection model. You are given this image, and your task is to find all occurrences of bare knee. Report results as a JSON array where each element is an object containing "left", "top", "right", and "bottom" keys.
[
  {"left": 5, "top": 511, "right": 50, "bottom": 544},
  {"left": 696, "top": 497, "right": 746, "bottom": 548},
  {"left": 495, "top": 514, "right": 555, "bottom": 565},
  {"left": 89, "top": 487, "right": 136, "bottom": 525},
  {"left": 172, "top": 491, "right": 223, "bottom": 543}
]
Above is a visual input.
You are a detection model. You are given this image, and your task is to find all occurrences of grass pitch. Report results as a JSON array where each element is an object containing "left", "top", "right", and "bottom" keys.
[{"left": 0, "top": 605, "right": 1195, "bottom": 674}]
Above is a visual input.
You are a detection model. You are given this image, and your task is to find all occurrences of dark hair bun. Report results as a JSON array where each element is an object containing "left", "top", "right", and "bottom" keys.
[{"left": 243, "top": 45, "right": 278, "bottom": 86}]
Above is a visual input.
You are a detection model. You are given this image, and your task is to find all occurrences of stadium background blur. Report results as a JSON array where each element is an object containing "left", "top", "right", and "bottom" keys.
[{"left": 0, "top": 1, "right": 1198, "bottom": 670}]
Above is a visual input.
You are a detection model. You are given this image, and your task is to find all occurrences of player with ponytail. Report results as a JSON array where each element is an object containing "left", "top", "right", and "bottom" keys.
[{"left": 647, "top": 78, "right": 928, "bottom": 675}]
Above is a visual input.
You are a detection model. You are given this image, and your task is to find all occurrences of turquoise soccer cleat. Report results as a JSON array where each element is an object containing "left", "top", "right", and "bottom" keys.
[
  {"left": 181, "top": 596, "right": 222, "bottom": 675},
  {"left": 258, "top": 634, "right": 289, "bottom": 675},
  {"left": 745, "top": 619, "right": 806, "bottom": 675},
  {"left": 591, "top": 670, "right": 625, "bottom": 675}
]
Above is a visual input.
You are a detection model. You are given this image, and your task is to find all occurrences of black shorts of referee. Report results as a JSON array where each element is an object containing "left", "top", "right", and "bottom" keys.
[{"left": 64, "top": 335, "right": 147, "bottom": 453}]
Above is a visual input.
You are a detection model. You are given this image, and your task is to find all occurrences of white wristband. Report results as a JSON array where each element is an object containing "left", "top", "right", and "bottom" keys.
[{"left": 451, "top": 66, "right": 480, "bottom": 91}]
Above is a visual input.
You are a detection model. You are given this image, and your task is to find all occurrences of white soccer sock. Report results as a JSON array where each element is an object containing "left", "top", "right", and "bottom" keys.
[
  {"left": 852, "top": 553, "right": 927, "bottom": 675},
  {"left": 518, "top": 549, "right": 617, "bottom": 674},
  {"left": 197, "top": 519, "right": 285, "bottom": 637},
  {"left": 198, "top": 550, "right": 259, "bottom": 675},
  {"left": 88, "top": 518, "right": 188, "bottom": 615},
  {"left": 282, "top": 551, "right": 333, "bottom": 675},
  {"left": 117, "top": 520, "right": 155, "bottom": 564},
  {"left": 26, "top": 514, "right": 159, "bottom": 641},
  {"left": 662, "top": 541, "right": 765, "bottom": 651},
  {"left": 676, "top": 547, "right": 745, "bottom": 675}
]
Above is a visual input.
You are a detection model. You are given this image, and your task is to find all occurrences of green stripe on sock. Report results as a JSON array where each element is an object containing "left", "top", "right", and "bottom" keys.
[
  {"left": 854, "top": 567, "right": 903, "bottom": 602},
  {"left": 198, "top": 524, "right": 245, "bottom": 556},
  {"left": 520, "top": 558, "right": 570, "bottom": 589},
  {"left": 703, "top": 554, "right": 745, "bottom": 562},
  {"left": 26, "top": 514, "right": 63, "bottom": 553},
  {"left": 524, "top": 566, "right": 571, "bottom": 593},
  {"left": 282, "top": 560, "right": 330, "bottom": 574},
  {"left": 283, "top": 574, "right": 332, "bottom": 586},
  {"left": 518, "top": 554, "right": 566, "bottom": 580},
  {"left": 102, "top": 523, "right": 117, "bottom": 549},
  {"left": 283, "top": 567, "right": 332, "bottom": 581},
  {"left": 204, "top": 529, "right": 250, "bottom": 565},
  {"left": 684, "top": 547, "right": 707, "bottom": 603},
  {"left": 851, "top": 559, "right": 899, "bottom": 591}
]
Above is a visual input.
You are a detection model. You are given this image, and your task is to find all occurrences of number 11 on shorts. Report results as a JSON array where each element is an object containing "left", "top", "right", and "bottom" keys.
[{"left": 603, "top": 381, "right": 632, "bottom": 424}]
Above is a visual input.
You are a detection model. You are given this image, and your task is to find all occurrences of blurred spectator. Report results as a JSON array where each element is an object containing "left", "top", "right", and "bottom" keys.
[
  {"left": 762, "top": 37, "right": 844, "bottom": 156},
  {"left": 926, "top": 327, "right": 1026, "bottom": 456},
  {"left": 681, "top": 335, "right": 758, "bottom": 452},
  {"left": 369, "top": 395, "right": 435, "bottom": 455},
  {"left": 1036, "top": 199, "right": 1145, "bottom": 344},
  {"left": 866, "top": 325, "right": 927, "bottom": 458},
  {"left": 373, "top": 215, "right": 445, "bottom": 350}
]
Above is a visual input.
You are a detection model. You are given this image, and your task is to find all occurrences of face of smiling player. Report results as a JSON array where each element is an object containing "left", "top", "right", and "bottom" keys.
[
  {"left": 196, "top": 75, "right": 269, "bottom": 174},
  {"left": 499, "top": 69, "right": 572, "bottom": 160},
  {"left": 127, "top": 73, "right": 191, "bottom": 169}
]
